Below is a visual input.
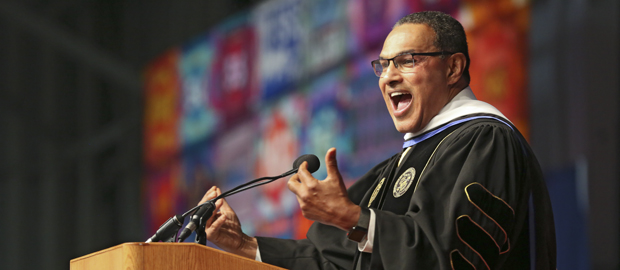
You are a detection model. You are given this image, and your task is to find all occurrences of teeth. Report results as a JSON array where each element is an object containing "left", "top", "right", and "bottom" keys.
[{"left": 390, "top": 92, "right": 406, "bottom": 97}]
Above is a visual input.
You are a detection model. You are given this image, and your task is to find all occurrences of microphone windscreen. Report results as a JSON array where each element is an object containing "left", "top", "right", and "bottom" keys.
[{"left": 293, "top": 154, "right": 320, "bottom": 173}]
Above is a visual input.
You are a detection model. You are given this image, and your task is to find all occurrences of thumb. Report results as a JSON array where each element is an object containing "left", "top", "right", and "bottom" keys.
[
  {"left": 325, "top": 148, "right": 342, "bottom": 179},
  {"left": 216, "top": 188, "right": 234, "bottom": 212}
]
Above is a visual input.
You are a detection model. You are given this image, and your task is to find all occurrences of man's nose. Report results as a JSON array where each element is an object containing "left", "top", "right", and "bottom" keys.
[{"left": 381, "top": 61, "right": 402, "bottom": 82}]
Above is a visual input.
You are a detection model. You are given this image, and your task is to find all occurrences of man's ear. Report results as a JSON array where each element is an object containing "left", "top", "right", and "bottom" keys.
[{"left": 447, "top": 52, "right": 466, "bottom": 85}]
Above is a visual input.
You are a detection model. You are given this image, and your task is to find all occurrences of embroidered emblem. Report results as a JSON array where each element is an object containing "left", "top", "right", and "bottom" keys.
[
  {"left": 368, "top": 178, "right": 385, "bottom": 207},
  {"left": 393, "top": 167, "right": 416, "bottom": 198}
]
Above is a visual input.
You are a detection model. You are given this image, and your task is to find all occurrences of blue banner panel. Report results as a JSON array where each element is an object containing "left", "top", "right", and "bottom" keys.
[{"left": 254, "top": 0, "right": 304, "bottom": 101}]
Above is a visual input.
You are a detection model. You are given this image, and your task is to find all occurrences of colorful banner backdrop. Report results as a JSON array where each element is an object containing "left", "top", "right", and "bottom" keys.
[{"left": 144, "top": 0, "right": 530, "bottom": 241}]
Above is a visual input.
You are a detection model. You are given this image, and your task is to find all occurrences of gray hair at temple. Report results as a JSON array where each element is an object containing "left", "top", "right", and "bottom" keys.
[{"left": 394, "top": 11, "right": 471, "bottom": 84}]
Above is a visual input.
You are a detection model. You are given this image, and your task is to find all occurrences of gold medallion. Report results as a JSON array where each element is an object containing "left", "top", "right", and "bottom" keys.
[
  {"left": 368, "top": 178, "right": 385, "bottom": 207},
  {"left": 393, "top": 167, "right": 416, "bottom": 198}
]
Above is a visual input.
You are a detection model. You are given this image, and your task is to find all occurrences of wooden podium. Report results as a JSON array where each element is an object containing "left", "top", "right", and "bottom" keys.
[{"left": 70, "top": 242, "right": 286, "bottom": 270}]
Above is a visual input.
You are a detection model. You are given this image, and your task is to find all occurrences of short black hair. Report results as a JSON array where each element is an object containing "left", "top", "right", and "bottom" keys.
[{"left": 394, "top": 11, "right": 470, "bottom": 84}]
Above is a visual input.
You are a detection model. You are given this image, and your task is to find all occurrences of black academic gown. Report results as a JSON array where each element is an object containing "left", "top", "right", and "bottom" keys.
[{"left": 256, "top": 117, "right": 556, "bottom": 270}]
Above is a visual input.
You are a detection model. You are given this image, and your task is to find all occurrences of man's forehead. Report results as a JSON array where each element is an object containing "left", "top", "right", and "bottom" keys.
[{"left": 379, "top": 23, "right": 436, "bottom": 58}]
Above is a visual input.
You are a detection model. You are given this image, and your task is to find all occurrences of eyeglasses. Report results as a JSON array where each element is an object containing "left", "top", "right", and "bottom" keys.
[{"left": 370, "top": 52, "right": 453, "bottom": 77}]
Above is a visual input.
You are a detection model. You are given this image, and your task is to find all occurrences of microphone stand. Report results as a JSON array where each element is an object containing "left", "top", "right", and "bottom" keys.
[{"left": 194, "top": 201, "right": 215, "bottom": 245}]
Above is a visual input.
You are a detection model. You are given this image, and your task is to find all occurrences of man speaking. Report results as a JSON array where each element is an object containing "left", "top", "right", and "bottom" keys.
[{"left": 198, "top": 11, "right": 556, "bottom": 270}]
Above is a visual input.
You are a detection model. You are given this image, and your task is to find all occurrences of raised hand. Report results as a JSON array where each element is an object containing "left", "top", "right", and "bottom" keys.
[{"left": 287, "top": 148, "right": 361, "bottom": 231}]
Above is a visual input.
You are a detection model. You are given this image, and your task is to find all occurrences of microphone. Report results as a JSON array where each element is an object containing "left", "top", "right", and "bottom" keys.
[
  {"left": 145, "top": 215, "right": 184, "bottom": 243},
  {"left": 175, "top": 154, "right": 321, "bottom": 243},
  {"left": 293, "top": 154, "right": 320, "bottom": 174},
  {"left": 176, "top": 201, "right": 215, "bottom": 242}
]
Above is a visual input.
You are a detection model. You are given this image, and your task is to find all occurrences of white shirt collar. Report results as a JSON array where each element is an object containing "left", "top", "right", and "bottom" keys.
[{"left": 404, "top": 86, "right": 510, "bottom": 140}]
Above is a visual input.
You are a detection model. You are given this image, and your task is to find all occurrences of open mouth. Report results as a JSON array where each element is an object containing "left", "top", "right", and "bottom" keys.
[{"left": 390, "top": 92, "right": 412, "bottom": 113}]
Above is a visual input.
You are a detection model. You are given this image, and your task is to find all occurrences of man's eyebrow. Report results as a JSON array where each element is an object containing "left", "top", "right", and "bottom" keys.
[{"left": 379, "top": 50, "right": 417, "bottom": 60}]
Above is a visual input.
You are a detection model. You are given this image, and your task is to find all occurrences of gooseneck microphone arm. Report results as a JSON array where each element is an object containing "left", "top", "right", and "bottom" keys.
[
  {"left": 176, "top": 170, "right": 296, "bottom": 243},
  {"left": 216, "top": 169, "right": 296, "bottom": 199},
  {"left": 174, "top": 154, "right": 321, "bottom": 243},
  {"left": 216, "top": 154, "right": 320, "bottom": 200}
]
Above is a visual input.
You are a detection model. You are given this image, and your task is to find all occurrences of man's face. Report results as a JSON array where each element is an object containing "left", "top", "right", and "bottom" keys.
[{"left": 379, "top": 23, "right": 453, "bottom": 134}]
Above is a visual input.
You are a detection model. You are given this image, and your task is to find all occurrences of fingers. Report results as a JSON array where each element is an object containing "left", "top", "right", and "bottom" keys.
[
  {"left": 295, "top": 161, "right": 309, "bottom": 181},
  {"left": 296, "top": 161, "right": 316, "bottom": 183},
  {"left": 292, "top": 161, "right": 320, "bottom": 195},
  {"left": 199, "top": 187, "right": 227, "bottom": 212},
  {"left": 205, "top": 208, "right": 219, "bottom": 227},
  {"left": 213, "top": 188, "right": 224, "bottom": 213},
  {"left": 205, "top": 188, "right": 222, "bottom": 226},
  {"left": 206, "top": 212, "right": 226, "bottom": 238},
  {"left": 218, "top": 195, "right": 234, "bottom": 212},
  {"left": 325, "top": 147, "right": 341, "bottom": 179},
  {"left": 199, "top": 186, "right": 218, "bottom": 204},
  {"left": 287, "top": 173, "right": 302, "bottom": 194}
]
